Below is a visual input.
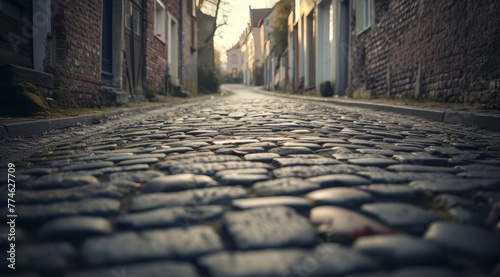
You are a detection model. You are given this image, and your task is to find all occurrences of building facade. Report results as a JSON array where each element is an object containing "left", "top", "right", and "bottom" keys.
[
  {"left": 145, "top": 0, "right": 198, "bottom": 96},
  {"left": 315, "top": 0, "right": 350, "bottom": 96},
  {"left": 226, "top": 43, "right": 242, "bottom": 83},
  {"left": 239, "top": 6, "right": 271, "bottom": 86},
  {"left": 260, "top": 6, "right": 276, "bottom": 90},
  {"left": 348, "top": 0, "right": 500, "bottom": 105},
  {"left": 285, "top": 0, "right": 499, "bottom": 105},
  {"left": 288, "top": 0, "right": 316, "bottom": 92},
  {"left": 0, "top": 0, "right": 197, "bottom": 109}
]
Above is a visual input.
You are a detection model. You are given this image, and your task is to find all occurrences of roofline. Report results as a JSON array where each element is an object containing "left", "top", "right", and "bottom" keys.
[{"left": 258, "top": 5, "right": 276, "bottom": 27}]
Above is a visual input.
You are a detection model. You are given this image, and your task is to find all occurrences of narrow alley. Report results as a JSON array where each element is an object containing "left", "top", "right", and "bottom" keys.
[{"left": 2, "top": 84, "right": 500, "bottom": 276}]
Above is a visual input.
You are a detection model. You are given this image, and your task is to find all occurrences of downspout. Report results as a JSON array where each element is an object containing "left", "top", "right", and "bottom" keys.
[{"left": 180, "top": 0, "right": 184, "bottom": 84}]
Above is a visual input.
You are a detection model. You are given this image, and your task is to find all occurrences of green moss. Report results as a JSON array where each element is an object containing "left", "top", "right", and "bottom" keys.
[
  {"left": 25, "top": 92, "right": 50, "bottom": 115},
  {"left": 17, "top": 82, "right": 41, "bottom": 95},
  {"left": 0, "top": 84, "right": 50, "bottom": 116},
  {"left": 52, "top": 88, "right": 79, "bottom": 109}
]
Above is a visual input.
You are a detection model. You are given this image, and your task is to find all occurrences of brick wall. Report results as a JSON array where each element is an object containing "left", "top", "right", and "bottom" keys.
[
  {"left": 52, "top": 0, "right": 102, "bottom": 104},
  {"left": 144, "top": 0, "right": 182, "bottom": 93},
  {"left": 145, "top": 0, "right": 167, "bottom": 93},
  {"left": 349, "top": 0, "right": 500, "bottom": 105}
]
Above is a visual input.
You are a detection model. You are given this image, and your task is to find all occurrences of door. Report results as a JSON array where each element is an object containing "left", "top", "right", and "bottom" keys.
[
  {"left": 124, "top": 0, "right": 144, "bottom": 97},
  {"left": 335, "top": 0, "right": 349, "bottom": 96},
  {"left": 101, "top": 0, "right": 113, "bottom": 85},
  {"left": 317, "top": 1, "right": 332, "bottom": 85},
  {"left": 0, "top": 0, "right": 32, "bottom": 68},
  {"left": 167, "top": 14, "right": 179, "bottom": 84}
]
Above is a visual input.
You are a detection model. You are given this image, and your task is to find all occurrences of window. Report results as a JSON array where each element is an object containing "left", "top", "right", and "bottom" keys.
[
  {"left": 155, "top": 0, "right": 165, "bottom": 41},
  {"left": 363, "top": 0, "right": 371, "bottom": 29},
  {"left": 133, "top": 8, "right": 142, "bottom": 36},
  {"left": 356, "top": 0, "right": 372, "bottom": 34},
  {"left": 125, "top": 1, "right": 142, "bottom": 36},
  {"left": 232, "top": 54, "right": 238, "bottom": 64},
  {"left": 232, "top": 68, "right": 238, "bottom": 79},
  {"left": 168, "top": 12, "right": 179, "bottom": 82},
  {"left": 125, "top": 0, "right": 131, "bottom": 30}
]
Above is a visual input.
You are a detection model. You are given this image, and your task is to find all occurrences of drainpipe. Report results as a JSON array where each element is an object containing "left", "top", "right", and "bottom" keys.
[{"left": 180, "top": 0, "right": 184, "bottom": 84}]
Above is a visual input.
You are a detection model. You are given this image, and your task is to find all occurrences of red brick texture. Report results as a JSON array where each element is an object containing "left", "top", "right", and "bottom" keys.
[
  {"left": 145, "top": 0, "right": 188, "bottom": 94},
  {"left": 349, "top": 0, "right": 500, "bottom": 105},
  {"left": 144, "top": 0, "right": 198, "bottom": 94},
  {"left": 52, "top": 0, "right": 102, "bottom": 104}
]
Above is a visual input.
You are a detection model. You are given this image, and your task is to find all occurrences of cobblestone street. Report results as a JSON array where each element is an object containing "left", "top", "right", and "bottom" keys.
[{"left": 2, "top": 84, "right": 500, "bottom": 277}]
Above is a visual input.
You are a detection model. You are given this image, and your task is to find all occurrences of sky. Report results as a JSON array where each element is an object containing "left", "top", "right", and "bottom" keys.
[{"left": 213, "top": 0, "right": 280, "bottom": 63}]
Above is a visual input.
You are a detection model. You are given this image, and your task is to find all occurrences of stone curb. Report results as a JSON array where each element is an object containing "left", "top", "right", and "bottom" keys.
[
  {"left": 251, "top": 88, "right": 500, "bottom": 132},
  {"left": 0, "top": 104, "right": 167, "bottom": 139},
  {"left": 0, "top": 94, "right": 221, "bottom": 139}
]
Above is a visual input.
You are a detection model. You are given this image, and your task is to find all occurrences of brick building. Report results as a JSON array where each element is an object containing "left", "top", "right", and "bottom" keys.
[
  {"left": 145, "top": 0, "right": 198, "bottom": 96},
  {"left": 349, "top": 0, "right": 500, "bottom": 105},
  {"left": 0, "top": 0, "right": 197, "bottom": 110}
]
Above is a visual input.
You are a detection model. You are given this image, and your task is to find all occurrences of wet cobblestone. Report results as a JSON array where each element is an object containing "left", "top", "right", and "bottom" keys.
[{"left": 2, "top": 86, "right": 500, "bottom": 276}]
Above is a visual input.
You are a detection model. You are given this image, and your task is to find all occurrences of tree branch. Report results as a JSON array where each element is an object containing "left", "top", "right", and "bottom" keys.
[{"left": 203, "top": 0, "right": 221, "bottom": 44}]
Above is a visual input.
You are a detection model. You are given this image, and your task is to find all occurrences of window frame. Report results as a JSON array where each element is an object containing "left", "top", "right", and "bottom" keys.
[
  {"left": 154, "top": 0, "right": 166, "bottom": 42},
  {"left": 363, "top": 0, "right": 371, "bottom": 29},
  {"left": 125, "top": 0, "right": 131, "bottom": 30},
  {"left": 356, "top": 0, "right": 372, "bottom": 35},
  {"left": 133, "top": 8, "right": 142, "bottom": 37}
]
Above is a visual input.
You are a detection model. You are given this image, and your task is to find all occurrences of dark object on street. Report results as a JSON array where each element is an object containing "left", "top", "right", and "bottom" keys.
[
  {"left": 296, "top": 76, "right": 304, "bottom": 94},
  {"left": 320, "top": 81, "right": 334, "bottom": 97}
]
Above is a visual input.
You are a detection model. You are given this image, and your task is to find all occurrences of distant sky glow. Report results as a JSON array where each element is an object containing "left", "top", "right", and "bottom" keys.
[{"left": 214, "top": 0, "right": 279, "bottom": 63}]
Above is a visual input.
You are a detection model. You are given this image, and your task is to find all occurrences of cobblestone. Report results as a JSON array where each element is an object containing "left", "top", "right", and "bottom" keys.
[
  {"left": 223, "top": 206, "right": 315, "bottom": 250},
  {"left": 18, "top": 242, "right": 75, "bottom": 272},
  {"left": 18, "top": 174, "right": 99, "bottom": 190},
  {"left": 81, "top": 226, "right": 223, "bottom": 267},
  {"left": 67, "top": 261, "right": 200, "bottom": 277},
  {"left": 37, "top": 216, "right": 113, "bottom": 240},
  {"left": 306, "top": 187, "right": 373, "bottom": 208},
  {"left": 3, "top": 85, "right": 500, "bottom": 275},
  {"left": 353, "top": 234, "right": 447, "bottom": 267},
  {"left": 424, "top": 221, "right": 500, "bottom": 264},
  {"left": 252, "top": 177, "right": 320, "bottom": 196},
  {"left": 117, "top": 205, "right": 224, "bottom": 229},
  {"left": 361, "top": 202, "right": 443, "bottom": 235},
  {"left": 142, "top": 173, "right": 217, "bottom": 193},
  {"left": 231, "top": 196, "right": 313, "bottom": 211},
  {"left": 310, "top": 206, "right": 392, "bottom": 240},
  {"left": 17, "top": 198, "right": 121, "bottom": 225}
]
